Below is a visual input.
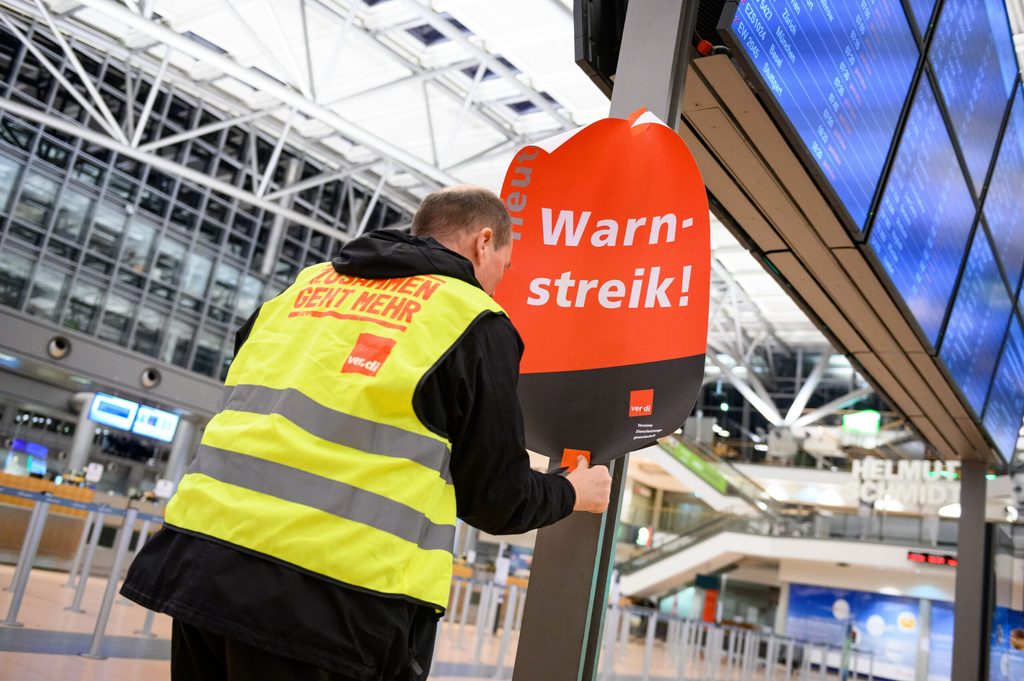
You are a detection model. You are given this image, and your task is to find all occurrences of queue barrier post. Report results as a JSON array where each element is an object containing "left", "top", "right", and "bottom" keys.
[
  {"left": 66, "top": 505, "right": 109, "bottom": 613},
  {"left": 81, "top": 507, "right": 138, "bottom": 659},
  {"left": 65, "top": 510, "right": 97, "bottom": 589},
  {"left": 2, "top": 494, "right": 51, "bottom": 627}
]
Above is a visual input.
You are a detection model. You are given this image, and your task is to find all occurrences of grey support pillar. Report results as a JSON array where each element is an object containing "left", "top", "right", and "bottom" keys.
[
  {"left": 66, "top": 392, "right": 96, "bottom": 473},
  {"left": 651, "top": 487, "right": 665, "bottom": 537},
  {"left": 512, "top": 455, "right": 630, "bottom": 681},
  {"left": 774, "top": 582, "right": 790, "bottom": 635},
  {"left": 915, "top": 599, "right": 931, "bottom": 681},
  {"left": 163, "top": 419, "right": 196, "bottom": 487},
  {"left": 951, "top": 460, "right": 990, "bottom": 681},
  {"left": 259, "top": 159, "right": 301, "bottom": 277},
  {"left": 512, "top": 3, "right": 698, "bottom": 680}
]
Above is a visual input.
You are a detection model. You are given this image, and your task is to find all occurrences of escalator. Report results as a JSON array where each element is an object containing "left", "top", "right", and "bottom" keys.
[{"left": 649, "top": 434, "right": 781, "bottom": 519}]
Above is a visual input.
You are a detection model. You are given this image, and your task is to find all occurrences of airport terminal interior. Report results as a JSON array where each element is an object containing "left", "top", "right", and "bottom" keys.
[{"left": 1, "top": 0, "right": 1024, "bottom": 680}]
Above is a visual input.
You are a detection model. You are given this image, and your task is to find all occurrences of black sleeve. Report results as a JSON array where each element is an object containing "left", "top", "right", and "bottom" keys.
[
  {"left": 414, "top": 313, "right": 576, "bottom": 535},
  {"left": 233, "top": 306, "right": 262, "bottom": 357}
]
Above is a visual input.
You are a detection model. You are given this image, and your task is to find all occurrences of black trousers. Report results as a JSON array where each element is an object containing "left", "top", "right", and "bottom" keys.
[{"left": 171, "top": 620, "right": 359, "bottom": 681}]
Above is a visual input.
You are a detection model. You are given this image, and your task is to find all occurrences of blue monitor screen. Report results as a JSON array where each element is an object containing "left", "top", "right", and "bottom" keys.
[
  {"left": 983, "top": 321, "right": 1024, "bottom": 460},
  {"left": 907, "top": 0, "right": 936, "bottom": 34},
  {"left": 88, "top": 392, "right": 139, "bottom": 432},
  {"left": 939, "top": 230, "right": 1012, "bottom": 417},
  {"left": 868, "top": 79, "right": 977, "bottom": 346},
  {"left": 983, "top": 88, "right": 1024, "bottom": 293},
  {"left": 930, "top": 0, "right": 1018, "bottom": 190},
  {"left": 10, "top": 438, "right": 47, "bottom": 459},
  {"left": 27, "top": 457, "right": 47, "bottom": 476},
  {"left": 726, "top": 0, "right": 919, "bottom": 232},
  {"left": 131, "top": 405, "right": 180, "bottom": 443}
]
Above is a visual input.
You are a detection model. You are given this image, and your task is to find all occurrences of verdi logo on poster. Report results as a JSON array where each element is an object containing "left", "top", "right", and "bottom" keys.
[{"left": 497, "top": 110, "right": 711, "bottom": 463}]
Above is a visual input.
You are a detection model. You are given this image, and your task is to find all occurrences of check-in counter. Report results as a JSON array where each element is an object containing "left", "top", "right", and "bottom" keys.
[{"left": 0, "top": 473, "right": 164, "bottom": 574}]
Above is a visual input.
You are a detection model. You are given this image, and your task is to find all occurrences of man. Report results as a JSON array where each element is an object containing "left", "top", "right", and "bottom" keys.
[{"left": 121, "top": 185, "right": 612, "bottom": 680}]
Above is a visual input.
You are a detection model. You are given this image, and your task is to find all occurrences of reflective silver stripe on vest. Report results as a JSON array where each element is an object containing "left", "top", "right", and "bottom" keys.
[
  {"left": 219, "top": 384, "right": 452, "bottom": 483},
  {"left": 189, "top": 445, "right": 456, "bottom": 553}
]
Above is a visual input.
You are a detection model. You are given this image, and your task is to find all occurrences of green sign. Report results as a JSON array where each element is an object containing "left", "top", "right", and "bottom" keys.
[
  {"left": 660, "top": 439, "right": 729, "bottom": 494},
  {"left": 842, "top": 409, "right": 881, "bottom": 434}
]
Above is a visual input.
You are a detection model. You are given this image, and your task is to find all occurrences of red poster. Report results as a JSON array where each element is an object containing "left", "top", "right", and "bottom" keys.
[
  {"left": 702, "top": 589, "right": 719, "bottom": 623},
  {"left": 498, "top": 110, "right": 710, "bottom": 465}
]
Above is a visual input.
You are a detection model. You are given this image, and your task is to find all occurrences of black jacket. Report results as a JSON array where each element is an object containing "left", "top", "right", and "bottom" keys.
[{"left": 120, "top": 231, "right": 575, "bottom": 680}]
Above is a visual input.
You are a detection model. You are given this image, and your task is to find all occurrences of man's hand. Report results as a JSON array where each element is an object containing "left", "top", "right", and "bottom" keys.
[{"left": 566, "top": 457, "right": 612, "bottom": 513}]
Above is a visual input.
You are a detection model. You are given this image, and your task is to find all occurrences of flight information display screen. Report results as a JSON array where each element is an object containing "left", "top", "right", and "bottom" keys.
[
  {"left": 868, "top": 79, "right": 976, "bottom": 346},
  {"left": 930, "top": 0, "right": 1019, "bottom": 190},
  {"left": 725, "top": 0, "right": 919, "bottom": 232},
  {"left": 983, "top": 88, "right": 1024, "bottom": 293},
  {"left": 907, "top": 0, "right": 936, "bottom": 34},
  {"left": 131, "top": 405, "right": 180, "bottom": 443},
  {"left": 88, "top": 393, "right": 139, "bottom": 432},
  {"left": 939, "top": 230, "right": 1012, "bottom": 417},
  {"left": 983, "top": 321, "right": 1024, "bottom": 460}
]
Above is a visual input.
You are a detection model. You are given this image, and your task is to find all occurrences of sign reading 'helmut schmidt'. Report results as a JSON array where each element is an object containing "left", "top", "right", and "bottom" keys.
[{"left": 850, "top": 456, "right": 961, "bottom": 507}]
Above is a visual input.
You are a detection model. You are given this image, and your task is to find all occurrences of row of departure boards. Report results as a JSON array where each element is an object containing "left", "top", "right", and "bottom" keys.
[{"left": 725, "top": 0, "right": 1024, "bottom": 460}]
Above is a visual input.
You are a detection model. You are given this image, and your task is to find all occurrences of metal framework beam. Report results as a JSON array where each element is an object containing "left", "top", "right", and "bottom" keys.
[
  {"left": 14, "top": 0, "right": 522, "bottom": 215},
  {"left": 298, "top": 0, "right": 316, "bottom": 103},
  {"left": 0, "top": 2, "right": 419, "bottom": 213},
  {"left": 74, "top": 0, "right": 459, "bottom": 187},
  {"left": 327, "top": 59, "right": 477, "bottom": 105},
  {"left": 315, "top": 0, "right": 356, "bottom": 98},
  {"left": 441, "top": 61, "right": 486, "bottom": 167},
  {"left": 0, "top": 12, "right": 120, "bottom": 139},
  {"left": 0, "top": 97, "right": 351, "bottom": 242},
  {"left": 784, "top": 351, "right": 831, "bottom": 425},
  {"left": 710, "top": 259, "right": 789, "bottom": 354},
  {"left": 139, "top": 107, "right": 281, "bottom": 152},
  {"left": 264, "top": 161, "right": 375, "bottom": 201},
  {"left": 706, "top": 348, "right": 784, "bottom": 426},
  {"left": 354, "top": 163, "right": 389, "bottom": 238},
  {"left": 790, "top": 387, "right": 873, "bottom": 429},
  {"left": 256, "top": 108, "right": 297, "bottom": 198},
  {"left": 33, "top": 0, "right": 127, "bottom": 143},
  {"left": 218, "top": 0, "right": 307, "bottom": 94},
  {"left": 261, "top": 0, "right": 314, "bottom": 99},
  {"left": 321, "top": 5, "right": 519, "bottom": 144},
  {"left": 129, "top": 42, "right": 168, "bottom": 147},
  {"left": 399, "top": 0, "right": 574, "bottom": 130}
]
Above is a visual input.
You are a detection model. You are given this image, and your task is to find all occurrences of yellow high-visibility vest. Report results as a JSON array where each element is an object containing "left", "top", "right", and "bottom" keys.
[{"left": 165, "top": 261, "right": 505, "bottom": 610}]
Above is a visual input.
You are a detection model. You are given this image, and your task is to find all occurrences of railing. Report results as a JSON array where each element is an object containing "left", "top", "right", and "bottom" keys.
[
  {"left": 614, "top": 493, "right": 720, "bottom": 532},
  {"left": 0, "top": 484, "right": 163, "bottom": 655},
  {"left": 659, "top": 435, "right": 781, "bottom": 518},
  {"left": 618, "top": 514, "right": 742, "bottom": 575},
  {"left": 618, "top": 510, "right": 959, "bottom": 577},
  {"left": 598, "top": 605, "right": 875, "bottom": 681},
  {"left": 428, "top": 578, "right": 876, "bottom": 680}
]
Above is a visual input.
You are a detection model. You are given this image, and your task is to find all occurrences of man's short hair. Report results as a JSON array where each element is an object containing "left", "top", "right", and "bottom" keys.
[{"left": 411, "top": 186, "right": 512, "bottom": 248}]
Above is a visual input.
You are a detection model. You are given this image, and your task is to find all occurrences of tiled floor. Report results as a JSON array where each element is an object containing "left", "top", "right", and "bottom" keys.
[
  {"left": 0, "top": 564, "right": 839, "bottom": 680},
  {"left": 0, "top": 564, "right": 172, "bottom": 680}
]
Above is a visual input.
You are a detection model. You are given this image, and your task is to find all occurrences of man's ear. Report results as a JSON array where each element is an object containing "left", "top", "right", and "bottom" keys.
[{"left": 477, "top": 227, "right": 494, "bottom": 256}]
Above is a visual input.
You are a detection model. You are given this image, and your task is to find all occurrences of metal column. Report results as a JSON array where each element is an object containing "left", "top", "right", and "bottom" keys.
[
  {"left": 510, "top": 3, "right": 699, "bottom": 679},
  {"left": 163, "top": 418, "right": 196, "bottom": 487},
  {"left": 951, "top": 460, "right": 991, "bottom": 680},
  {"left": 66, "top": 392, "right": 96, "bottom": 473},
  {"left": 915, "top": 600, "right": 931, "bottom": 681}
]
